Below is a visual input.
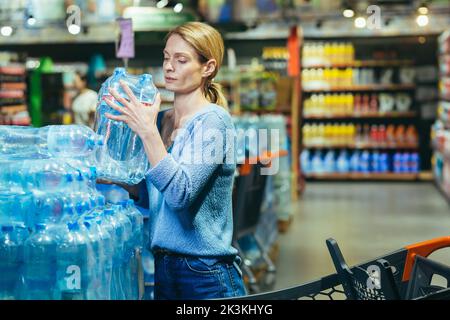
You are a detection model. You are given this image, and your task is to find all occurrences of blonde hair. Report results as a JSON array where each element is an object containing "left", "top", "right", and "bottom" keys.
[{"left": 166, "top": 22, "right": 228, "bottom": 108}]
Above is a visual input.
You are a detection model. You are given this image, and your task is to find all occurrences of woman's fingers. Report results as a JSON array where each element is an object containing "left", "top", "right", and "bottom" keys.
[
  {"left": 104, "top": 96, "right": 128, "bottom": 115},
  {"left": 105, "top": 112, "right": 127, "bottom": 122},
  {"left": 152, "top": 93, "right": 161, "bottom": 111},
  {"left": 109, "top": 88, "right": 131, "bottom": 109},
  {"left": 120, "top": 81, "right": 140, "bottom": 106}
]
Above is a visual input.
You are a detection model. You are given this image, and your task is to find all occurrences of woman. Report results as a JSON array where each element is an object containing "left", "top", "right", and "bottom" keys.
[{"left": 103, "top": 22, "right": 246, "bottom": 300}]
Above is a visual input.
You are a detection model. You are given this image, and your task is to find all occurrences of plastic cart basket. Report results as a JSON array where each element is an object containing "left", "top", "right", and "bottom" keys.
[{"left": 229, "top": 236, "right": 450, "bottom": 300}]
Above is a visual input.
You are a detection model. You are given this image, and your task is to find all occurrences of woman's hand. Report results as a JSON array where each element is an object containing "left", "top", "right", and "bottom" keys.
[
  {"left": 103, "top": 80, "right": 161, "bottom": 139},
  {"left": 96, "top": 178, "right": 140, "bottom": 199}
]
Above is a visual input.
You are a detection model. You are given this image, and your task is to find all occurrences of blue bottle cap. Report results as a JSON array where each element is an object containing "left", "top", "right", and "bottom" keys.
[
  {"left": 35, "top": 223, "right": 47, "bottom": 231},
  {"left": 68, "top": 222, "right": 79, "bottom": 231},
  {"left": 104, "top": 208, "right": 114, "bottom": 216},
  {"left": 97, "top": 195, "right": 106, "bottom": 207},
  {"left": 1, "top": 225, "right": 14, "bottom": 232}
]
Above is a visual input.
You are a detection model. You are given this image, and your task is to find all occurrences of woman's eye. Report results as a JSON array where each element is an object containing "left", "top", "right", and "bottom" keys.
[{"left": 178, "top": 60, "right": 187, "bottom": 64}]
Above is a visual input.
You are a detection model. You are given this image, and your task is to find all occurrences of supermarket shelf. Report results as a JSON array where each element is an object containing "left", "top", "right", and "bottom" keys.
[
  {"left": 237, "top": 109, "right": 291, "bottom": 115},
  {"left": 441, "top": 94, "right": 450, "bottom": 102},
  {"left": 303, "top": 111, "right": 417, "bottom": 120},
  {"left": 302, "top": 59, "right": 414, "bottom": 69},
  {"left": 305, "top": 172, "right": 419, "bottom": 181},
  {"left": 303, "top": 84, "right": 416, "bottom": 93},
  {"left": 303, "top": 142, "right": 419, "bottom": 150},
  {"left": 0, "top": 105, "right": 28, "bottom": 115}
]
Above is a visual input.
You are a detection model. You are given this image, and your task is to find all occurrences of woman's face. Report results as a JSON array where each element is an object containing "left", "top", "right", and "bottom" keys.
[{"left": 163, "top": 34, "right": 206, "bottom": 94}]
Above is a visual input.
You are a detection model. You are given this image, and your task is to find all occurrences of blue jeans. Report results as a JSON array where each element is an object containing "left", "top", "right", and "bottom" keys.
[{"left": 154, "top": 253, "right": 247, "bottom": 300}]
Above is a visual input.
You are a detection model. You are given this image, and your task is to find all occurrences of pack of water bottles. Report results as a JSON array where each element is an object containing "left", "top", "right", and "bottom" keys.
[
  {"left": 94, "top": 68, "right": 158, "bottom": 185},
  {"left": 0, "top": 157, "right": 144, "bottom": 300}
]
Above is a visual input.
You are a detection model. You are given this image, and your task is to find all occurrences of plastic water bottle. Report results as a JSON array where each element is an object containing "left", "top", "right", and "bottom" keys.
[
  {"left": 103, "top": 208, "right": 126, "bottom": 299},
  {"left": 0, "top": 225, "right": 22, "bottom": 299},
  {"left": 124, "top": 199, "right": 144, "bottom": 249},
  {"left": 94, "top": 68, "right": 158, "bottom": 185},
  {"left": 371, "top": 151, "right": 380, "bottom": 173},
  {"left": 23, "top": 223, "right": 57, "bottom": 300},
  {"left": 336, "top": 150, "right": 349, "bottom": 173},
  {"left": 55, "top": 222, "right": 91, "bottom": 300},
  {"left": 300, "top": 149, "right": 312, "bottom": 175},
  {"left": 401, "top": 152, "right": 410, "bottom": 173},
  {"left": 410, "top": 153, "right": 420, "bottom": 173},
  {"left": 82, "top": 219, "right": 102, "bottom": 300},
  {"left": 0, "top": 125, "right": 103, "bottom": 158},
  {"left": 123, "top": 200, "right": 144, "bottom": 300},
  {"left": 94, "top": 211, "right": 114, "bottom": 299},
  {"left": 311, "top": 151, "right": 323, "bottom": 174},
  {"left": 393, "top": 152, "right": 402, "bottom": 173},
  {"left": 359, "top": 151, "right": 371, "bottom": 173},
  {"left": 323, "top": 150, "right": 336, "bottom": 173},
  {"left": 379, "top": 153, "right": 389, "bottom": 173}
]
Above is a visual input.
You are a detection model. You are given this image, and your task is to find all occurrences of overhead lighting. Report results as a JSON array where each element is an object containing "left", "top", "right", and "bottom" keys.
[
  {"left": 418, "top": 3, "right": 429, "bottom": 15},
  {"left": 1, "top": 26, "right": 13, "bottom": 37},
  {"left": 416, "top": 14, "right": 429, "bottom": 27},
  {"left": 174, "top": 3, "right": 183, "bottom": 13},
  {"left": 343, "top": 9, "right": 355, "bottom": 18},
  {"left": 354, "top": 17, "right": 366, "bottom": 29},
  {"left": 156, "top": 0, "right": 168, "bottom": 9},
  {"left": 68, "top": 23, "right": 81, "bottom": 35},
  {"left": 27, "top": 16, "right": 36, "bottom": 26}
]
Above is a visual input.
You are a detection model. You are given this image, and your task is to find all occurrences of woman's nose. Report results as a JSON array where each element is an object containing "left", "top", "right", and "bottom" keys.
[{"left": 164, "top": 61, "right": 174, "bottom": 72}]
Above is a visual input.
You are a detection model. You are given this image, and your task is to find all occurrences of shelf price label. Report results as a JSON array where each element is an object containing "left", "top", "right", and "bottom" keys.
[{"left": 116, "top": 18, "right": 135, "bottom": 60}]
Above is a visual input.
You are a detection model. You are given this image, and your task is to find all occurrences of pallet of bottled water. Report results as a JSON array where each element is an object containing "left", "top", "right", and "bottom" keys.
[{"left": 0, "top": 156, "right": 144, "bottom": 300}]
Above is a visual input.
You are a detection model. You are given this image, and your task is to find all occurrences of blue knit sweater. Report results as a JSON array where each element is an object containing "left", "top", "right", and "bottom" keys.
[{"left": 137, "top": 104, "right": 238, "bottom": 257}]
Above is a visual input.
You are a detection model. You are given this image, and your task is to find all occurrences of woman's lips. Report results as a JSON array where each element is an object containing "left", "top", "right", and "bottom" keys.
[{"left": 165, "top": 77, "right": 176, "bottom": 82}]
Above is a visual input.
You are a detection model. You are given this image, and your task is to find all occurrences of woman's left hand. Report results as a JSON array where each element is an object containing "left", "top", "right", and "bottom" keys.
[{"left": 103, "top": 80, "right": 161, "bottom": 139}]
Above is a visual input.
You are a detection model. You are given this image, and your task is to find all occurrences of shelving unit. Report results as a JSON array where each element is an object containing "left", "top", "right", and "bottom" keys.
[
  {"left": 304, "top": 111, "right": 417, "bottom": 120},
  {"left": 303, "top": 84, "right": 415, "bottom": 93},
  {"left": 303, "top": 142, "right": 419, "bottom": 150},
  {"left": 305, "top": 172, "right": 419, "bottom": 181},
  {"left": 299, "top": 37, "right": 427, "bottom": 181},
  {"left": 433, "top": 30, "right": 450, "bottom": 204},
  {"left": 0, "top": 58, "right": 30, "bottom": 126}
]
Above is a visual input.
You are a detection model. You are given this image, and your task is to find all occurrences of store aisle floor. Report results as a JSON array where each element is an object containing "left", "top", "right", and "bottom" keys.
[{"left": 274, "top": 182, "right": 450, "bottom": 291}]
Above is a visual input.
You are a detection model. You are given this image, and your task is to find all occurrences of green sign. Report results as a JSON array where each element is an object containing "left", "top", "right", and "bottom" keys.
[{"left": 123, "top": 7, "right": 197, "bottom": 31}]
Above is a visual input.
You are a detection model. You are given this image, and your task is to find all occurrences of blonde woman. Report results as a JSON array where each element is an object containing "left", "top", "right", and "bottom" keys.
[{"left": 103, "top": 22, "right": 246, "bottom": 299}]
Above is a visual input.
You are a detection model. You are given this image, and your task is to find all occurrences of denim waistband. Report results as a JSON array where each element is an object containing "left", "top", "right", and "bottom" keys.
[{"left": 152, "top": 248, "right": 241, "bottom": 265}]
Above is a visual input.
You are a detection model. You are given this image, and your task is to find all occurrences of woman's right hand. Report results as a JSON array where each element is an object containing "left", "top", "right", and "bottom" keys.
[{"left": 96, "top": 178, "right": 115, "bottom": 185}]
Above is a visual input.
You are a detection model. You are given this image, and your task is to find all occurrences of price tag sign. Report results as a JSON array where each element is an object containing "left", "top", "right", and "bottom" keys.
[{"left": 116, "top": 18, "right": 135, "bottom": 59}]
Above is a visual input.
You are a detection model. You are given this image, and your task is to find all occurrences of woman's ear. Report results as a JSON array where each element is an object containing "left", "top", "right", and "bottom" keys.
[{"left": 203, "top": 59, "right": 217, "bottom": 78}]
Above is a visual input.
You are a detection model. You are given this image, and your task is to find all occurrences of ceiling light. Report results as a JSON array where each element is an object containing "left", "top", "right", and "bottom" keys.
[
  {"left": 343, "top": 9, "right": 355, "bottom": 18},
  {"left": 416, "top": 14, "right": 429, "bottom": 27},
  {"left": 354, "top": 17, "right": 366, "bottom": 29},
  {"left": 156, "top": 0, "right": 168, "bottom": 9},
  {"left": 418, "top": 3, "right": 429, "bottom": 15},
  {"left": 174, "top": 3, "right": 183, "bottom": 13},
  {"left": 68, "top": 23, "right": 81, "bottom": 35},
  {"left": 27, "top": 16, "right": 36, "bottom": 26},
  {"left": 1, "top": 26, "right": 13, "bottom": 37}
]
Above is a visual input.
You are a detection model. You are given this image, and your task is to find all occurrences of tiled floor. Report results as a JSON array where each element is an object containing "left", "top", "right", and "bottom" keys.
[{"left": 274, "top": 182, "right": 450, "bottom": 291}]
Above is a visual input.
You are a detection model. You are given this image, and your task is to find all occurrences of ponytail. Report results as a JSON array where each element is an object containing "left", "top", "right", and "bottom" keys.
[{"left": 204, "top": 81, "right": 228, "bottom": 109}]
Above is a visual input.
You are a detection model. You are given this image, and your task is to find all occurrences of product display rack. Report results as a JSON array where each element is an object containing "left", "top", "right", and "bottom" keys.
[
  {"left": 0, "top": 53, "right": 30, "bottom": 126},
  {"left": 300, "top": 37, "right": 425, "bottom": 182},
  {"left": 433, "top": 30, "right": 450, "bottom": 203}
]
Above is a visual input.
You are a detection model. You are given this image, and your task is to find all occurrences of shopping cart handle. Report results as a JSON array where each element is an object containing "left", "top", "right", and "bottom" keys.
[{"left": 402, "top": 236, "right": 450, "bottom": 282}]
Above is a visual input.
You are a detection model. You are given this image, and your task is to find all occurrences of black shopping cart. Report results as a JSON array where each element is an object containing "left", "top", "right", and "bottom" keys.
[
  {"left": 232, "top": 150, "right": 288, "bottom": 293},
  {"left": 232, "top": 236, "right": 450, "bottom": 300}
]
